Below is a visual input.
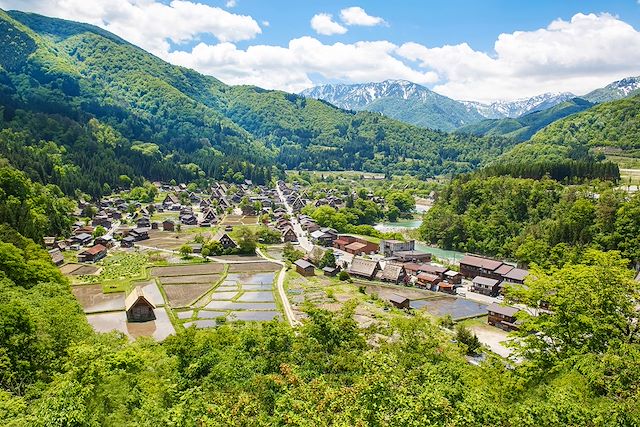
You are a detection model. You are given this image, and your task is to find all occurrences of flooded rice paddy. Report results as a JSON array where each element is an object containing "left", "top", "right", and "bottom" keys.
[
  {"left": 86, "top": 308, "right": 175, "bottom": 341},
  {"left": 410, "top": 296, "right": 487, "bottom": 320}
]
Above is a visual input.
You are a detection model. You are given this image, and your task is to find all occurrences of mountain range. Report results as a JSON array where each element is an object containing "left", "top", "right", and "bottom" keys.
[
  {"left": 457, "top": 98, "right": 595, "bottom": 142},
  {"left": 300, "top": 80, "right": 485, "bottom": 131},
  {"left": 302, "top": 77, "right": 640, "bottom": 133}
]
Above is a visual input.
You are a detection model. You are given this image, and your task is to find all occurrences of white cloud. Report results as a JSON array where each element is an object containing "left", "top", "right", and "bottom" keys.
[
  {"left": 340, "top": 6, "right": 385, "bottom": 26},
  {"left": 225, "top": 0, "right": 236, "bottom": 7},
  {"left": 310, "top": 13, "right": 347, "bottom": 36},
  {"left": 0, "top": 0, "right": 261, "bottom": 56},
  {"left": 2, "top": 2, "right": 640, "bottom": 102},
  {"left": 262, "top": 20, "right": 270, "bottom": 27},
  {"left": 166, "top": 37, "right": 438, "bottom": 92},
  {"left": 397, "top": 13, "right": 640, "bottom": 101}
]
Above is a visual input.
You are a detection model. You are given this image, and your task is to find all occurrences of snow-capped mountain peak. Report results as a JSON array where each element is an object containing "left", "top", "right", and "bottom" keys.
[
  {"left": 460, "top": 92, "right": 577, "bottom": 119},
  {"left": 300, "top": 80, "right": 438, "bottom": 110}
]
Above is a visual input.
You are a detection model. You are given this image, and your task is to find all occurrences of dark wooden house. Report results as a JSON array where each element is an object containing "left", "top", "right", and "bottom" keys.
[
  {"left": 471, "top": 276, "right": 501, "bottom": 297},
  {"left": 214, "top": 231, "right": 237, "bottom": 249},
  {"left": 348, "top": 257, "right": 380, "bottom": 280},
  {"left": 460, "top": 254, "right": 504, "bottom": 280},
  {"left": 487, "top": 303, "right": 520, "bottom": 331}
]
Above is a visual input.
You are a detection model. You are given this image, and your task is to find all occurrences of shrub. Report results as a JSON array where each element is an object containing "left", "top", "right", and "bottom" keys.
[{"left": 455, "top": 324, "right": 481, "bottom": 355}]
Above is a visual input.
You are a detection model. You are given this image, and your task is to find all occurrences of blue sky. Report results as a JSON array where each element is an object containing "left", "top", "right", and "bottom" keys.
[
  {"left": 225, "top": 0, "right": 640, "bottom": 51},
  {"left": 2, "top": 0, "right": 640, "bottom": 101}
]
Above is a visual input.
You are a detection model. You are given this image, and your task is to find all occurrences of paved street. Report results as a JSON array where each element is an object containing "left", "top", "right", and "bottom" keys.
[{"left": 276, "top": 185, "right": 313, "bottom": 252}]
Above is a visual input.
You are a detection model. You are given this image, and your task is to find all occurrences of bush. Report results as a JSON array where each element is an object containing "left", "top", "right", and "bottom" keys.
[
  {"left": 338, "top": 270, "right": 350, "bottom": 281},
  {"left": 437, "top": 314, "right": 455, "bottom": 329},
  {"left": 455, "top": 324, "right": 481, "bottom": 355},
  {"left": 179, "top": 244, "right": 193, "bottom": 258}
]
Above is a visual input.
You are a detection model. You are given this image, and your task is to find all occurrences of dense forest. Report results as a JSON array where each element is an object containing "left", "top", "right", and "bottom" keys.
[
  {"left": 419, "top": 175, "right": 640, "bottom": 266},
  {"left": 0, "top": 162, "right": 637, "bottom": 425}
]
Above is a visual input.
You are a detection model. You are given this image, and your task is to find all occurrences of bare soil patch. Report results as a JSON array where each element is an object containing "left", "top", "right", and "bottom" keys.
[
  {"left": 163, "top": 283, "right": 212, "bottom": 307},
  {"left": 64, "top": 264, "right": 100, "bottom": 276},
  {"left": 151, "top": 263, "right": 224, "bottom": 276}
]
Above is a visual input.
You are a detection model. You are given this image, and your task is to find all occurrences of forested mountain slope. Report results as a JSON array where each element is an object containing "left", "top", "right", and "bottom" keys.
[
  {"left": 530, "top": 94, "right": 640, "bottom": 153},
  {"left": 0, "top": 9, "right": 517, "bottom": 196},
  {"left": 457, "top": 98, "right": 594, "bottom": 142}
]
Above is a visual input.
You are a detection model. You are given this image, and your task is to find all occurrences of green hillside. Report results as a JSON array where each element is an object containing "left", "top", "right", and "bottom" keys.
[
  {"left": 530, "top": 94, "right": 640, "bottom": 153},
  {"left": 0, "top": 9, "right": 518, "bottom": 197},
  {"left": 457, "top": 98, "right": 594, "bottom": 142}
]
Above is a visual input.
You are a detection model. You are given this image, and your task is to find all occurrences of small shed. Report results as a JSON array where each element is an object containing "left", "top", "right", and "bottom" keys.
[
  {"left": 121, "top": 236, "right": 135, "bottom": 248},
  {"left": 322, "top": 266, "right": 339, "bottom": 277},
  {"left": 162, "top": 220, "right": 175, "bottom": 232},
  {"left": 294, "top": 259, "right": 315, "bottom": 276},
  {"left": 388, "top": 293, "right": 410, "bottom": 309},
  {"left": 125, "top": 286, "right": 157, "bottom": 322}
]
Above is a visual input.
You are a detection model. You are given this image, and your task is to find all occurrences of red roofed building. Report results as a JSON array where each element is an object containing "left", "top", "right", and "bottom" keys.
[
  {"left": 416, "top": 272, "right": 440, "bottom": 290},
  {"left": 334, "top": 235, "right": 379, "bottom": 255},
  {"left": 77, "top": 244, "right": 107, "bottom": 263}
]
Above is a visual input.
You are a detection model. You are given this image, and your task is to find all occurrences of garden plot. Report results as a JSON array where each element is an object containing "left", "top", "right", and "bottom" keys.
[
  {"left": 76, "top": 253, "right": 147, "bottom": 285},
  {"left": 142, "top": 230, "right": 195, "bottom": 250},
  {"left": 86, "top": 308, "right": 175, "bottom": 341},
  {"left": 72, "top": 285, "right": 124, "bottom": 313},
  {"left": 151, "top": 263, "right": 224, "bottom": 277},
  {"left": 160, "top": 274, "right": 220, "bottom": 285},
  {"left": 219, "top": 215, "right": 258, "bottom": 225},
  {"left": 163, "top": 283, "right": 212, "bottom": 308}
]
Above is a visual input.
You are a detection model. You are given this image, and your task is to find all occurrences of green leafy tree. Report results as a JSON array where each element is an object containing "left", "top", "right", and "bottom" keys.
[
  {"left": 455, "top": 324, "right": 481, "bottom": 355},
  {"left": 92, "top": 225, "right": 107, "bottom": 238},
  {"left": 318, "top": 250, "right": 336, "bottom": 269},
  {"left": 236, "top": 227, "right": 257, "bottom": 254},
  {"left": 507, "top": 250, "right": 639, "bottom": 368},
  {"left": 179, "top": 244, "right": 193, "bottom": 258}
]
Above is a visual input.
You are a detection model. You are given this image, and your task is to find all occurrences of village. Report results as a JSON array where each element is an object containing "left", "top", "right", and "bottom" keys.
[{"left": 44, "top": 176, "right": 537, "bottom": 360}]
